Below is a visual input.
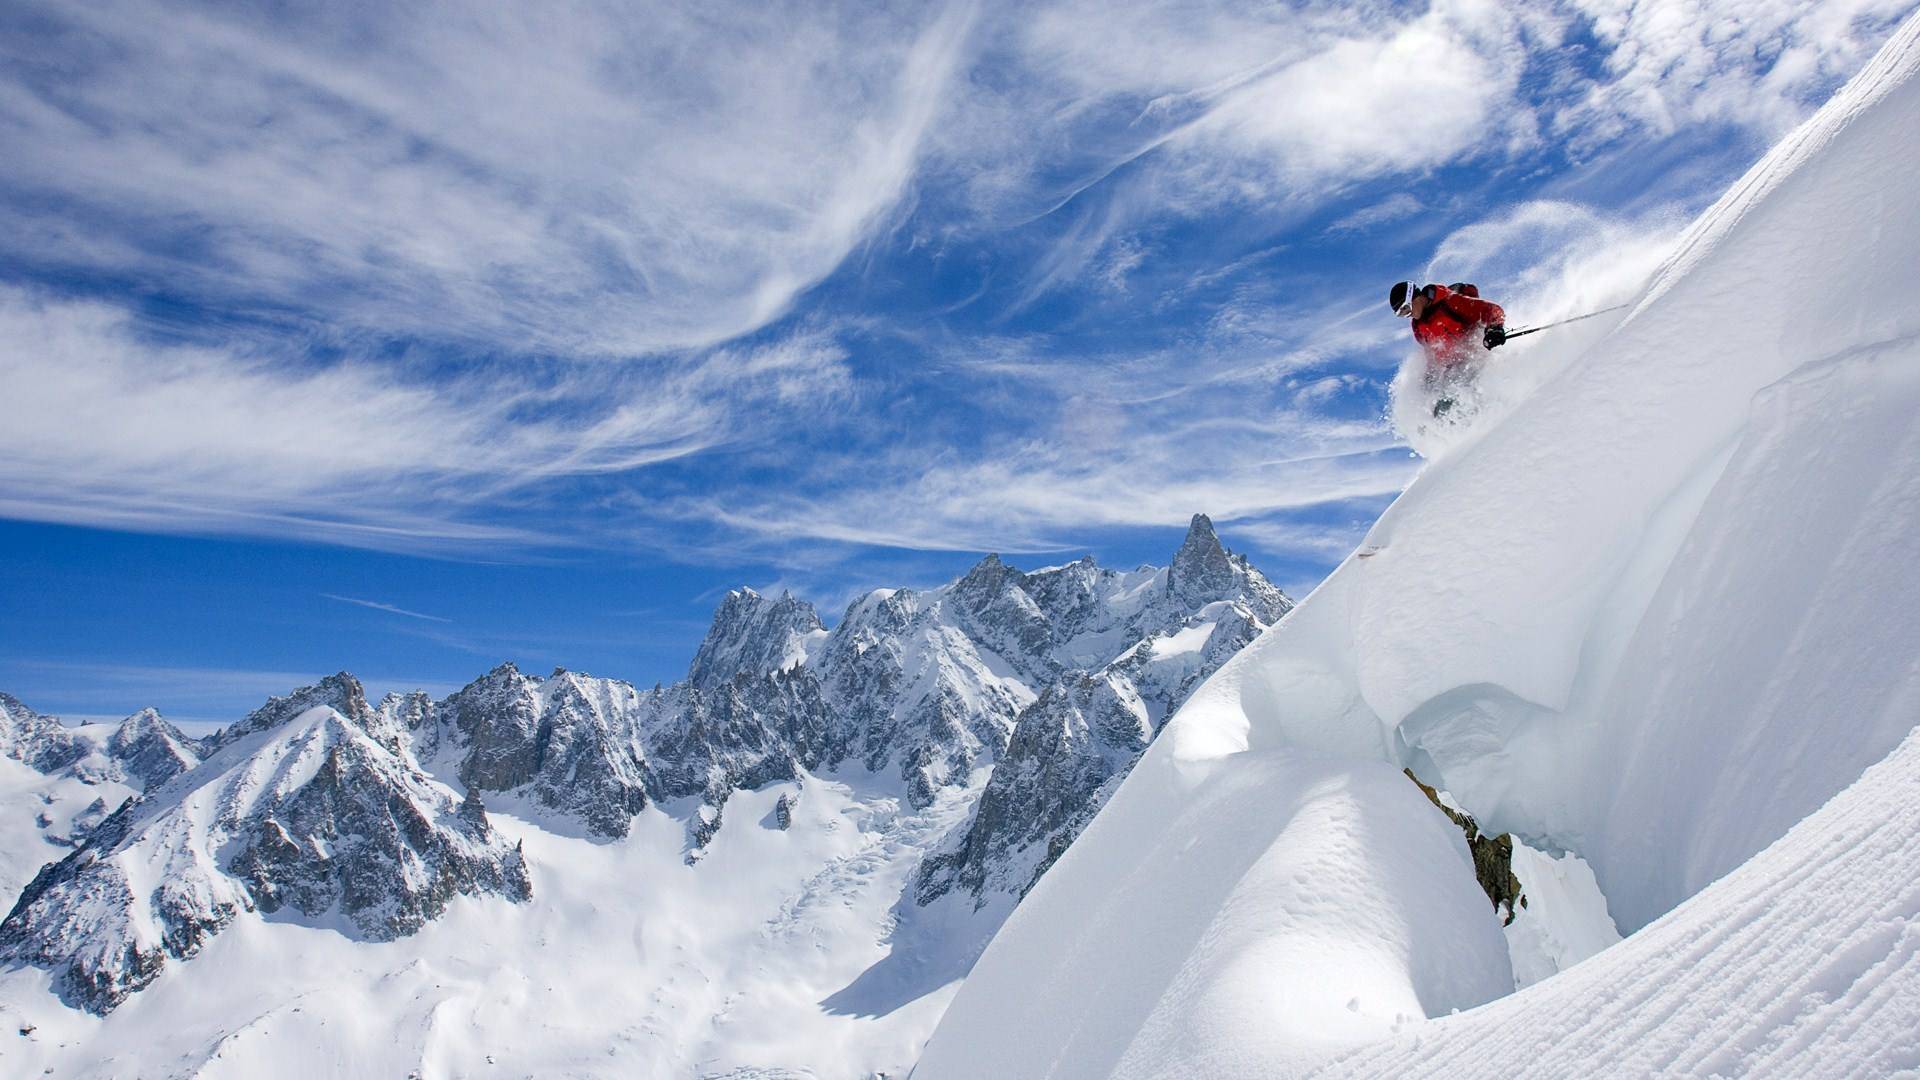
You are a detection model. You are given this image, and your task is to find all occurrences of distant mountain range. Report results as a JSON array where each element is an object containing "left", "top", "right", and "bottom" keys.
[{"left": 0, "top": 514, "right": 1289, "bottom": 1065}]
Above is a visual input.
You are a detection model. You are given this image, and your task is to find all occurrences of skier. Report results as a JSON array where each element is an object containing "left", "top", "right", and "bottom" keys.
[{"left": 1388, "top": 281, "right": 1507, "bottom": 417}]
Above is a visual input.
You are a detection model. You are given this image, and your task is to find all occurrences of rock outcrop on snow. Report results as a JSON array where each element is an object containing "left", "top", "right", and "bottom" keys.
[
  {"left": 0, "top": 675, "right": 530, "bottom": 1014},
  {"left": 1405, "top": 769, "right": 1525, "bottom": 925}
]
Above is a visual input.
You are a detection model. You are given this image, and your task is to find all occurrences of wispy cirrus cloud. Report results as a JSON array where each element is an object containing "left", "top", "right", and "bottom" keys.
[
  {"left": 0, "top": 0, "right": 973, "bottom": 356},
  {"left": 0, "top": 286, "right": 857, "bottom": 551}
]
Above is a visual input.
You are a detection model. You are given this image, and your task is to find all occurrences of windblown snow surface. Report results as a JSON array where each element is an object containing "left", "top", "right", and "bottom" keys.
[{"left": 917, "top": 12, "right": 1920, "bottom": 1080}]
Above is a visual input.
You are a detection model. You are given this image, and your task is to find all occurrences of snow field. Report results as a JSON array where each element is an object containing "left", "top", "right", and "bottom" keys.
[{"left": 0, "top": 770, "right": 981, "bottom": 1079}]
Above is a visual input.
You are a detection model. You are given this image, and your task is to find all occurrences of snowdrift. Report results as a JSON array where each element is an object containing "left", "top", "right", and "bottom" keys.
[{"left": 917, "top": 11, "right": 1920, "bottom": 1078}]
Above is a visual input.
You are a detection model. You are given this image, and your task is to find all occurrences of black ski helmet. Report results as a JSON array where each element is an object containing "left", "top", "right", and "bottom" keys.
[{"left": 1388, "top": 280, "right": 1418, "bottom": 317}]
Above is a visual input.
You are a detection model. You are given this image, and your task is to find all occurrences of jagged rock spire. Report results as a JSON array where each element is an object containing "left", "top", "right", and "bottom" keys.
[
  {"left": 688, "top": 587, "right": 826, "bottom": 691},
  {"left": 1167, "top": 513, "right": 1293, "bottom": 623}
]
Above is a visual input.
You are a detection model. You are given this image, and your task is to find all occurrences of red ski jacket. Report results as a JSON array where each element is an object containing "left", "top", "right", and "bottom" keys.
[{"left": 1412, "top": 284, "right": 1505, "bottom": 367}]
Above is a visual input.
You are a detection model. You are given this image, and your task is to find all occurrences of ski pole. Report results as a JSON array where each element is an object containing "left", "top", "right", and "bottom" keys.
[{"left": 1503, "top": 303, "right": 1632, "bottom": 339}]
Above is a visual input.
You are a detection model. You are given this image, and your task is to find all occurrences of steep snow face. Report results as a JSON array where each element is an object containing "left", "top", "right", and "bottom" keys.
[
  {"left": 0, "top": 676, "right": 530, "bottom": 1014},
  {"left": 913, "top": 752, "right": 1511, "bottom": 1079},
  {"left": 1329, "top": 723, "right": 1920, "bottom": 1078},
  {"left": 922, "top": 13, "right": 1920, "bottom": 1077}
]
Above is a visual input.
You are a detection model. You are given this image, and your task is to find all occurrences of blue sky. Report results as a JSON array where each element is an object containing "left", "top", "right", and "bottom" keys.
[{"left": 2, "top": 0, "right": 1913, "bottom": 726}]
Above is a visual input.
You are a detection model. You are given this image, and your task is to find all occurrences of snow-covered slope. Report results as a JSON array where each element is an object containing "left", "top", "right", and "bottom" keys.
[
  {"left": 1329, "top": 722, "right": 1920, "bottom": 1078},
  {"left": 918, "top": 12, "right": 1920, "bottom": 1077},
  {"left": 0, "top": 703, "right": 205, "bottom": 904}
]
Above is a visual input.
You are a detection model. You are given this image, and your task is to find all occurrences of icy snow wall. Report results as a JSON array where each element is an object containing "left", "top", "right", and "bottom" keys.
[{"left": 917, "top": 11, "right": 1920, "bottom": 1078}]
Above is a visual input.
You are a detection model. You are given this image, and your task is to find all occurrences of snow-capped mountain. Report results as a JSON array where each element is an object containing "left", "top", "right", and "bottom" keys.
[
  {"left": 102, "top": 709, "right": 201, "bottom": 792},
  {"left": 687, "top": 588, "right": 828, "bottom": 691},
  {"left": 917, "top": 516, "right": 1289, "bottom": 908},
  {"left": 0, "top": 699, "right": 207, "bottom": 885},
  {"left": 917, "top": 14, "right": 1920, "bottom": 1078},
  {"left": 0, "top": 514, "right": 1288, "bottom": 1076},
  {"left": 1, "top": 674, "right": 531, "bottom": 1014},
  {"left": 1, "top": 692, "right": 90, "bottom": 776}
]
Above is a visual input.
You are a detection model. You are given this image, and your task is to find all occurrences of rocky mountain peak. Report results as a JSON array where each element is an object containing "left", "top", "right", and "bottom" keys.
[
  {"left": 0, "top": 691, "right": 88, "bottom": 775},
  {"left": 216, "top": 671, "right": 372, "bottom": 748},
  {"left": 1167, "top": 513, "right": 1231, "bottom": 593},
  {"left": 105, "top": 708, "right": 200, "bottom": 791},
  {"left": 954, "top": 553, "right": 1020, "bottom": 598},
  {"left": 1, "top": 696, "right": 531, "bottom": 1014},
  {"left": 688, "top": 587, "right": 826, "bottom": 692},
  {"left": 1167, "top": 513, "right": 1293, "bottom": 623}
]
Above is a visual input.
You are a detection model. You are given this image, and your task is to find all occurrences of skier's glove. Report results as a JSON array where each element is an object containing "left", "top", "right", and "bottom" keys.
[{"left": 1483, "top": 324, "right": 1507, "bottom": 349}]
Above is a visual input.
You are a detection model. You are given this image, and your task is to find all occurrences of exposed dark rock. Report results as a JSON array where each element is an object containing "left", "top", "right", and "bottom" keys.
[
  {"left": 211, "top": 672, "right": 372, "bottom": 748},
  {"left": 105, "top": 708, "right": 201, "bottom": 790},
  {"left": 917, "top": 673, "right": 1148, "bottom": 905},
  {"left": 1168, "top": 514, "right": 1294, "bottom": 624},
  {"left": 437, "top": 662, "right": 547, "bottom": 792},
  {"left": 687, "top": 801, "right": 724, "bottom": 864},
  {"left": 1405, "top": 768, "right": 1527, "bottom": 925}
]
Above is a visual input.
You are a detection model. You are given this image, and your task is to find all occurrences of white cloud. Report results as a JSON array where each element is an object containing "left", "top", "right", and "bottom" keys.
[
  {"left": 681, "top": 320, "right": 1420, "bottom": 554},
  {"left": 1326, "top": 193, "right": 1427, "bottom": 236},
  {"left": 0, "top": 0, "right": 1911, "bottom": 564},
  {"left": 0, "top": 0, "right": 973, "bottom": 355},
  {"left": 0, "top": 286, "right": 850, "bottom": 551},
  {"left": 1559, "top": 0, "right": 1917, "bottom": 143}
]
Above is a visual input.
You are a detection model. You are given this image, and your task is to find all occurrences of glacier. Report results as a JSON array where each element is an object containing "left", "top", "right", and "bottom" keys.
[{"left": 917, "top": 11, "right": 1920, "bottom": 1078}]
